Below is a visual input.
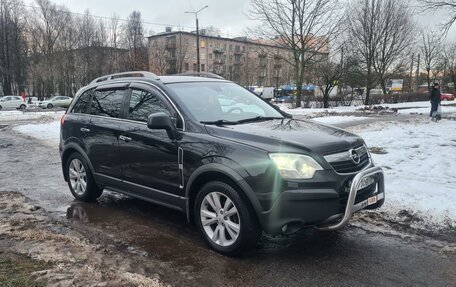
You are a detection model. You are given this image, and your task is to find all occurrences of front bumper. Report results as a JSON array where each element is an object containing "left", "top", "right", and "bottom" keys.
[{"left": 258, "top": 166, "right": 385, "bottom": 234}]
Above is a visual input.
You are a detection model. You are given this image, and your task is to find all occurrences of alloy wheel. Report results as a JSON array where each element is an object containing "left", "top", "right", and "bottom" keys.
[
  {"left": 69, "top": 158, "right": 87, "bottom": 196},
  {"left": 200, "top": 192, "right": 240, "bottom": 247}
]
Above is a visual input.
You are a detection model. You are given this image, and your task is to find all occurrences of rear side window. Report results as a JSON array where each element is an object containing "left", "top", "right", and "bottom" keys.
[
  {"left": 72, "top": 90, "right": 93, "bottom": 114},
  {"left": 128, "top": 89, "right": 171, "bottom": 122},
  {"left": 90, "top": 89, "right": 125, "bottom": 118}
]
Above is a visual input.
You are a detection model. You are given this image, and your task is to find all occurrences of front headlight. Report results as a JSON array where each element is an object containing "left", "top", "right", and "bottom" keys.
[{"left": 269, "top": 153, "right": 323, "bottom": 179}]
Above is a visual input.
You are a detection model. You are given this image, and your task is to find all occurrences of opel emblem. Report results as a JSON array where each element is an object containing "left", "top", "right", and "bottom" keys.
[{"left": 349, "top": 149, "right": 361, "bottom": 164}]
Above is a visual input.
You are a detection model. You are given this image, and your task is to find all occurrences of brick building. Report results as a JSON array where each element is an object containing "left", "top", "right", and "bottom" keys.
[{"left": 147, "top": 30, "right": 302, "bottom": 87}]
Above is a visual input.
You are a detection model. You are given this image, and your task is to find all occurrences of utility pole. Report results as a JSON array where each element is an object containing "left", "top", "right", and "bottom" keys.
[
  {"left": 185, "top": 5, "right": 208, "bottom": 73},
  {"left": 409, "top": 53, "right": 414, "bottom": 93},
  {"left": 415, "top": 54, "right": 420, "bottom": 92}
]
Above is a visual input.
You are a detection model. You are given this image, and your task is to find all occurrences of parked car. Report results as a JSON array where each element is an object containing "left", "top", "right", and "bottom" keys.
[
  {"left": 441, "top": 93, "right": 455, "bottom": 101},
  {"left": 252, "top": 86, "right": 275, "bottom": 101},
  {"left": 0, "top": 95, "right": 27, "bottom": 110},
  {"left": 274, "top": 95, "right": 294, "bottom": 103},
  {"left": 60, "top": 71, "right": 385, "bottom": 255},
  {"left": 39, "top": 96, "right": 72, "bottom": 109}
]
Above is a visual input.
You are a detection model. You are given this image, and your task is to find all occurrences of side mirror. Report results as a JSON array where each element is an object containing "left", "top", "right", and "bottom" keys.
[{"left": 147, "top": 112, "right": 179, "bottom": 139}]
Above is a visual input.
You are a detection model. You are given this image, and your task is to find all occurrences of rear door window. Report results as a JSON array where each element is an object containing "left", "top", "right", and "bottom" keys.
[
  {"left": 72, "top": 90, "right": 93, "bottom": 114},
  {"left": 90, "top": 89, "right": 125, "bottom": 118}
]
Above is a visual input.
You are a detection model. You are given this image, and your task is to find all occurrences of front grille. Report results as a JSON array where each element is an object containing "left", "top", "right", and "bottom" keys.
[
  {"left": 324, "top": 145, "right": 370, "bottom": 174},
  {"left": 339, "top": 183, "right": 378, "bottom": 212}
]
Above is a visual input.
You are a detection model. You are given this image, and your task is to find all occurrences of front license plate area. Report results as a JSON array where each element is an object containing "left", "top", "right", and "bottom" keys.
[{"left": 367, "top": 195, "right": 377, "bottom": 205}]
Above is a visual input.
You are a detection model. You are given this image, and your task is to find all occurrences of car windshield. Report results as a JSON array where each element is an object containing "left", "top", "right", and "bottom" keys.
[{"left": 167, "top": 82, "right": 284, "bottom": 123}]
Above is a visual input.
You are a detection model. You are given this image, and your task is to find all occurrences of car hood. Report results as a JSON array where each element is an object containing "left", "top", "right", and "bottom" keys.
[{"left": 205, "top": 118, "right": 364, "bottom": 155}]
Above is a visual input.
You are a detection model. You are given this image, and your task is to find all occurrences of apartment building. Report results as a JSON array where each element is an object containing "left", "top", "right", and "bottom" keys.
[{"left": 147, "top": 30, "right": 299, "bottom": 87}]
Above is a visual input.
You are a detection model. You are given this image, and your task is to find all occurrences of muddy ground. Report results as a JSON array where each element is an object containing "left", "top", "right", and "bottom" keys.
[{"left": 0, "top": 117, "right": 455, "bottom": 286}]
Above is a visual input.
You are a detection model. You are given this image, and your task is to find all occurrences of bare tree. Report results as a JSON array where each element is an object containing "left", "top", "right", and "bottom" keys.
[
  {"left": 250, "top": 0, "right": 343, "bottom": 107},
  {"left": 372, "top": 0, "right": 414, "bottom": 95},
  {"left": 0, "top": 0, "right": 28, "bottom": 96},
  {"left": 443, "top": 42, "right": 456, "bottom": 91},
  {"left": 419, "top": 0, "right": 456, "bottom": 34},
  {"left": 108, "top": 15, "right": 120, "bottom": 73},
  {"left": 148, "top": 38, "right": 170, "bottom": 75},
  {"left": 122, "top": 11, "right": 147, "bottom": 70},
  {"left": 314, "top": 60, "right": 342, "bottom": 108},
  {"left": 420, "top": 30, "right": 442, "bottom": 90},
  {"left": 27, "top": 0, "right": 71, "bottom": 97}
]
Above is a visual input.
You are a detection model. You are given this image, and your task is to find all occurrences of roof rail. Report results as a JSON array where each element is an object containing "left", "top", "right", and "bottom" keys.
[
  {"left": 174, "top": 72, "right": 225, "bottom": 80},
  {"left": 90, "top": 71, "right": 160, "bottom": 84}
]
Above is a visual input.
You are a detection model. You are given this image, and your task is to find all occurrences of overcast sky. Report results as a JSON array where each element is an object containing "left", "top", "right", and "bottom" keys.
[{"left": 28, "top": 0, "right": 456, "bottom": 40}]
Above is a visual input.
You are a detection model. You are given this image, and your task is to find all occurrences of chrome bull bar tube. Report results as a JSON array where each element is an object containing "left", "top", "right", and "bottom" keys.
[{"left": 316, "top": 166, "right": 385, "bottom": 231}]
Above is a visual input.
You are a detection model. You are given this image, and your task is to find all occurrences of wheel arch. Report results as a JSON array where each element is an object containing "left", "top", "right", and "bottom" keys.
[
  {"left": 185, "top": 163, "right": 263, "bottom": 225},
  {"left": 61, "top": 143, "right": 96, "bottom": 184}
]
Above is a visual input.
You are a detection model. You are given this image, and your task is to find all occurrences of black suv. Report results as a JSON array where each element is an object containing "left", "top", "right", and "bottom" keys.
[{"left": 60, "top": 71, "right": 384, "bottom": 255}]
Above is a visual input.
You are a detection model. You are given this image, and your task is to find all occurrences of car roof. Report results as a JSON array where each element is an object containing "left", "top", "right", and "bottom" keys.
[
  {"left": 88, "top": 76, "right": 228, "bottom": 89},
  {"left": 158, "top": 75, "right": 228, "bottom": 84}
]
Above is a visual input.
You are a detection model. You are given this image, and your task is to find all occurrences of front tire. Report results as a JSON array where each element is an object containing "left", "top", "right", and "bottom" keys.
[
  {"left": 47, "top": 103, "right": 53, "bottom": 109},
  {"left": 65, "top": 153, "right": 102, "bottom": 202},
  {"left": 194, "top": 181, "right": 260, "bottom": 256},
  {"left": 19, "top": 104, "right": 26, "bottom": 110}
]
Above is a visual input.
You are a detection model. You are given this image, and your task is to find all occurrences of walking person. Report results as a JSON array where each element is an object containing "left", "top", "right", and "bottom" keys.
[{"left": 429, "top": 83, "right": 441, "bottom": 121}]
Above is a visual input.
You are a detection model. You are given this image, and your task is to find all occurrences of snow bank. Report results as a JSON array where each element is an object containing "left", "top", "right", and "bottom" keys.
[
  {"left": 353, "top": 119, "right": 456, "bottom": 226},
  {"left": 279, "top": 105, "right": 360, "bottom": 116},
  {"left": 14, "top": 121, "right": 60, "bottom": 147},
  {"left": 278, "top": 100, "right": 456, "bottom": 116},
  {"left": 397, "top": 106, "right": 456, "bottom": 115},
  {"left": 311, "top": 116, "right": 369, "bottom": 125},
  {"left": 0, "top": 110, "right": 65, "bottom": 121}
]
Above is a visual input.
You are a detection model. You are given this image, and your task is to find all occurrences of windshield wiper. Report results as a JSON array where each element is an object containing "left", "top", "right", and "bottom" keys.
[
  {"left": 236, "top": 116, "right": 284, "bottom": 124},
  {"left": 200, "top": 119, "right": 238, "bottom": 126}
]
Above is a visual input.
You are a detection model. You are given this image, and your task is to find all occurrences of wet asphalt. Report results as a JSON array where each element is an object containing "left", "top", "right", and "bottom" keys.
[{"left": 0, "top": 119, "right": 455, "bottom": 286}]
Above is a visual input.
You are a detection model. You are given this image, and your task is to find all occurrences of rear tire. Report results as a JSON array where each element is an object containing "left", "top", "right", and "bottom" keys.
[
  {"left": 65, "top": 153, "right": 102, "bottom": 202},
  {"left": 19, "top": 104, "right": 26, "bottom": 110},
  {"left": 194, "top": 181, "right": 260, "bottom": 256}
]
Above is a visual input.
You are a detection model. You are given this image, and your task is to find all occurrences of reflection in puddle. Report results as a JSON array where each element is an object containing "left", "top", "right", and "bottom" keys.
[{"left": 64, "top": 192, "right": 370, "bottom": 286}]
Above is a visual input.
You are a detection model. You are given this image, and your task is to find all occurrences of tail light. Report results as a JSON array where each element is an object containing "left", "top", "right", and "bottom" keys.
[{"left": 60, "top": 113, "right": 67, "bottom": 125}]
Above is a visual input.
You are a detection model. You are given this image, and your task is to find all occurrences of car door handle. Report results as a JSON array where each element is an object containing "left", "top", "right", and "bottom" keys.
[
  {"left": 119, "top": 135, "right": 132, "bottom": 142},
  {"left": 80, "top": 128, "right": 90, "bottom": 132}
]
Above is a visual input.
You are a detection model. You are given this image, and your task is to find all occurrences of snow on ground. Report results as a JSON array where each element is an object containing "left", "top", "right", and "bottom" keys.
[
  {"left": 311, "top": 116, "right": 369, "bottom": 124},
  {"left": 0, "top": 110, "right": 64, "bottom": 121},
  {"left": 350, "top": 119, "right": 456, "bottom": 226},
  {"left": 13, "top": 121, "right": 60, "bottom": 147},
  {"left": 397, "top": 106, "right": 456, "bottom": 115},
  {"left": 279, "top": 104, "right": 360, "bottom": 116},
  {"left": 12, "top": 110, "right": 456, "bottom": 228},
  {"left": 278, "top": 100, "right": 456, "bottom": 116}
]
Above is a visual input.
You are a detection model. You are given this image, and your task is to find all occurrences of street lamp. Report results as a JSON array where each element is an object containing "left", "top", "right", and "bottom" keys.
[{"left": 185, "top": 5, "right": 208, "bottom": 73}]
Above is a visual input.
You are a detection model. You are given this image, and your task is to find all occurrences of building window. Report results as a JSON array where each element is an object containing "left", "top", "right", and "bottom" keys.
[
  {"left": 229, "top": 44, "right": 232, "bottom": 51},
  {"left": 193, "top": 63, "right": 197, "bottom": 71},
  {"left": 209, "top": 53, "right": 213, "bottom": 60},
  {"left": 201, "top": 64, "right": 205, "bottom": 71},
  {"left": 185, "top": 62, "right": 189, "bottom": 71}
]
